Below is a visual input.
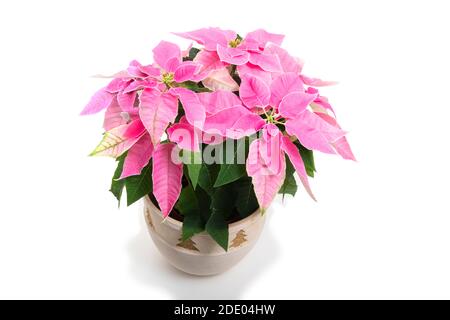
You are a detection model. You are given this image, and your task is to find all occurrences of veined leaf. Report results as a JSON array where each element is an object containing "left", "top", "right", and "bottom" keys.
[
  {"left": 183, "top": 47, "right": 201, "bottom": 62},
  {"left": 197, "top": 164, "right": 219, "bottom": 196},
  {"left": 246, "top": 138, "right": 286, "bottom": 213},
  {"left": 295, "top": 141, "right": 316, "bottom": 178},
  {"left": 152, "top": 143, "right": 184, "bottom": 217},
  {"left": 176, "top": 184, "right": 205, "bottom": 241},
  {"left": 206, "top": 184, "right": 237, "bottom": 251},
  {"left": 285, "top": 110, "right": 346, "bottom": 155},
  {"left": 109, "top": 153, "right": 127, "bottom": 205},
  {"left": 235, "top": 177, "right": 259, "bottom": 218},
  {"left": 182, "top": 151, "right": 203, "bottom": 189},
  {"left": 279, "top": 158, "right": 298, "bottom": 198},
  {"left": 282, "top": 137, "right": 315, "bottom": 201},
  {"left": 176, "top": 184, "right": 198, "bottom": 215},
  {"left": 139, "top": 89, "right": 178, "bottom": 146},
  {"left": 125, "top": 161, "right": 153, "bottom": 206},
  {"left": 120, "top": 134, "right": 153, "bottom": 179},
  {"left": 183, "top": 214, "right": 204, "bottom": 242},
  {"left": 90, "top": 121, "right": 145, "bottom": 157},
  {"left": 214, "top": 139, "right": 247, "bottom": 187},
  {"left": 180, "top": 81, "right": 211, "bottom": 93},
  {"left": 206, "top": 212, "right": 229, "bottom": 251},
  {"left": 211, "top": 185, "right": 237, "bottom": 221},
  {"left": 195, "top": 185, "right": 213, "bottom": 224},
  {"left": 202, "top": 68, "right": 239, "bottom": 92}
]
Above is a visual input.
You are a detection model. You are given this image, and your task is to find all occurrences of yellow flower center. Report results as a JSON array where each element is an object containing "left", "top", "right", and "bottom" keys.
[
  {"left": 229, "top": 38, "right": 242, "bottom": 48},
  {"left": 162, "top": 72, "right": 174, "bottom": 85}
]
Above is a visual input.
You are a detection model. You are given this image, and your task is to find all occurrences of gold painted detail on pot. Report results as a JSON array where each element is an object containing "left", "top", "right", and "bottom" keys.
[
  {"left": 145, "top": 208, "right": 154, "bottom": 229},
  {"left": 177, "top": 238, "right": 200, "bottom": 252},
  {"left": 230, "top": 230, "right": 248, "bottom": 248}
]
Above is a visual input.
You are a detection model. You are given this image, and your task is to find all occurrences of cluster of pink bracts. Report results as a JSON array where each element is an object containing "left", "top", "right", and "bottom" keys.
[{"left": 81, "top": 28, "right": 355, "bottom": 217}]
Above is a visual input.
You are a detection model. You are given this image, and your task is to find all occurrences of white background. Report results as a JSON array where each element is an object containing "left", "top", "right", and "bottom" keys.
[{"left": 0, "top": 0, "right": 449, "bottom": 300}]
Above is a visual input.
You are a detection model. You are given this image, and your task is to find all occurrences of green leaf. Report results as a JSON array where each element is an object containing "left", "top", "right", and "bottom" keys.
[
  {"left": 214, "top": 139, "right": 247, "bottom": 187},
  {"left": 279, "top": 158, "right": 298, "bottom": 198},
  {"left": 183, "top": 214, "right": 204, "bottom": 242},
  {"left": 109, "top": 153, "right": 127, "bottom": 205},
  {"left": 176, "top": 185, "right": 205, "bottom": 241},
  {"left": 183, "top": 152, "right": 202, "bottom": 189},
  {"left": 183, "top": 47, "right": 200, "bottom": 61},
  {"left": 187, "top": 164, "right": 202, "bottom": 189},
  {"left": 206, "top": 212, "right": 229, "bottom": 251},
  {"left": 125, "top": 162, "right": 153, "bottom": 206},
  {"left": 296, "top": 141, "right": 316, "bottom": 177},
  {"left": 180, "top": 81, "right": 211, "bottom": 93},
  {"left": 176, "top": 184, "right": 198, "bottom": 214},
  {"left": 211, "top": 185, "right": 236, "bottom": 220},
  {"left": 235, "top": 177, "right": 259, "bottom": 218},
  {"left": 204, "top": 184, "right": 237, "bottom": 251},
  {"left": 197, "top": 164, "right": 219, "bottom": 196}
]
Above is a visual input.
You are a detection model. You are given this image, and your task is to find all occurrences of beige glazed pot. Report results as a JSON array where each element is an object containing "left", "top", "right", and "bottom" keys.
[{"left": 144, "top": 196, "right": 266, "bottom": 276}]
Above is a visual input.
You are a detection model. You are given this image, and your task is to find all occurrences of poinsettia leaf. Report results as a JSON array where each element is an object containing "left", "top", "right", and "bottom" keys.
[
  {"left": 211, "top": 185, "right": 237, "bottom": 221},
  {"left": 202, "top": 68, "right": 239, "bottom": 92},
  {"left": 214, "top": 139, "right": 247, "bottom": 187},
  {"left": 183, "top": 213, "right": 204, "bottom": 242},
  {"left": 197, "top": 164, "right": 219, "bottom": 196},
  {"left": 295, "top": 141, "right": 316, "bottom": 178},
  {"left": 285, "top": 111, "right": 346, "bottom": 155},
  {"left": 119, "top": 134, "right": 154, "bottom": 179},
  {"left": 206, "top": 212, "right": 229, "bottom": 251},
  {"left": 195, "top": 185, "right": 213, "bottom": 223},
  {"left": 187, "top": 164, "right": 201, "bottom": 189},
  {"left": 176, "top": 184, "right": 205, "bottom": 241},
  {"left": 89, "top": 121, "right": 145, "bottom": 157},
  {"left": 176, "top": 184, "right": 198, "bottom": 214},
  {"left": 279, "top": 158, "right": 298, "bottom": 198},
  {"left": 181, "top": 81, "right": 211, "bottom": 93},
  {"left": 109, "top": 153, "right": 127, "bottom": 205},
  {"left": 182, "top": 151, "right": 203, "bottom": 189},
  {"left": 152, "top": 143, "right": 184, "bottom": 217},
  {"left": 169, "top": 87, "right": 206, "bottom": 129},
  {"left": 246, "top": 138, "right": 287, "bottom": 213},
  {"left": 125, "top": 161, "right": 153, "bottom": 206},
  {"left": 204, "top": 183, "right": 237, "bottom": 250},
  {"left": 183, "top": 47, "right": 201, "bottom": 62},
  {"left": 281, "top": 136, "right": 316, "bottom": 201},
  {"left": 234, "top": 177, "right": 259, "bottom": 218},
  {"left": 139, "top": 89, "right": 178, "bottom": 147},
  {"left": 215, "top": 164, "right": 246, "bottom": 188}
]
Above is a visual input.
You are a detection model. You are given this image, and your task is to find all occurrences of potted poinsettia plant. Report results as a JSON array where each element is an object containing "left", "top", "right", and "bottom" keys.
[{"left": 81, "top": 28, "right": 355, "bottom": 276}]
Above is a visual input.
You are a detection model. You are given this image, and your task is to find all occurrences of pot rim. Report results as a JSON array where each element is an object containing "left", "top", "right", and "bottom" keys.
[{"left": 144, "top": 195, "right": 262, "bottom": 234}]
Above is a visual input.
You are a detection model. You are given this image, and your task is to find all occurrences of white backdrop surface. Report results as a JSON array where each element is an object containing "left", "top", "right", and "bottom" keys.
[{"left": 0, "top": 0, "right": 449, "bottom": 299}]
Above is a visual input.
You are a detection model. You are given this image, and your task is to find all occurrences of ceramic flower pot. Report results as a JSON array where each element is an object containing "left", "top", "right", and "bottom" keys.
[{"left": 143, "top": 196, "right": 266, "bottom": 276}]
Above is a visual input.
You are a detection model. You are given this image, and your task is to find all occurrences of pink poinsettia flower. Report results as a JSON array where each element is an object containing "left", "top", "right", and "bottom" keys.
[
  {"left": 136, "top": 42, "right": 210, "bottom": 147},
  {"left": 167, "top": 90, "right": 265, "bottom": 151},
  {"left": 81, "top": 40, "right": 205, "bottom": 117},
  {"left": 80, "top": 60, "right": 160, "bottom": 116},
  {"left": 242, "top": 71, "right": 355, "bottom": 209},
  {"left": 151, "top": 41, "right": 207, "bottom": 83},
  {"left": 138, "top": 86, "right": 207, "bottom": 150},
  {"left": 236, "top": 43, "right": 336, "bottom": 93},
  {"left": 174, "top": 28, "right": 285, "bottom": 90},
  {"left": 247, "top": 123, "right": 316, "bottom": 212},
  {"left": 246, "top": 125, "right": 287, "bottom": 212},
  {"left": 240, "top": 72, "right": 350, "bottom": 156}
]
